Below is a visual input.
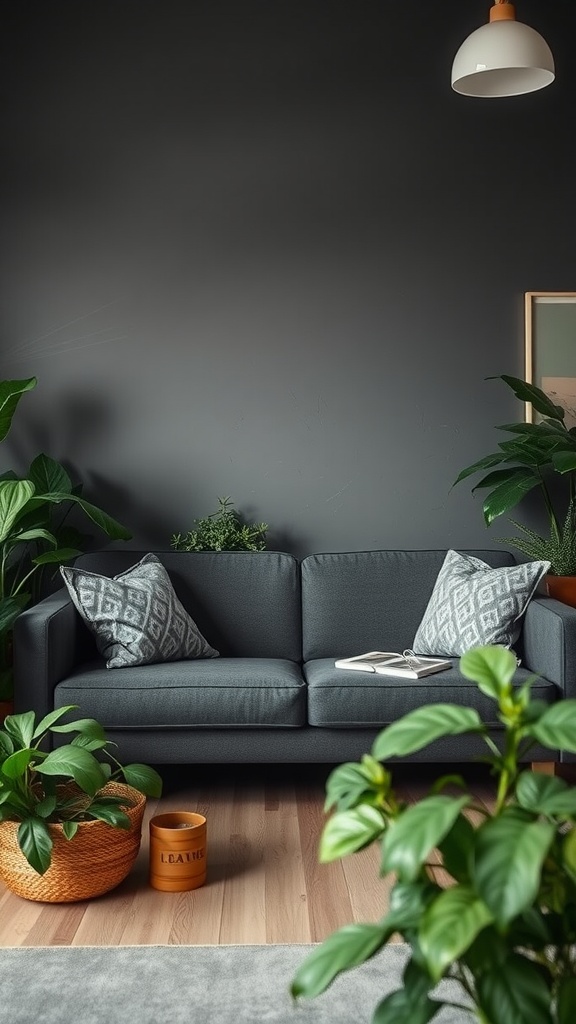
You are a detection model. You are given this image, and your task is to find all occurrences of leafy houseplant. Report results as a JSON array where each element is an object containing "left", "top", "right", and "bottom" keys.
[
  {"left": 171, "top": 495, "right": 268, "bottom": 552},
  {"left": 454, "top": 375, "right": 576, "bottom": 576},
  {"left": 291, "top": 645, "right": 576, "bottom": 1024},
  {"left": 0, "top": 377, "right": 132, "bottom": 703},
  {"left": 0, "top": 705, "right": 162, "bottom": 876}
]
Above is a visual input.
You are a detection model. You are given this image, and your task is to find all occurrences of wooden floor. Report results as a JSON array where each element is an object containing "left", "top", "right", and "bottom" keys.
[{"left": 0, "top": 762, "right": 494, "bottom": 947}]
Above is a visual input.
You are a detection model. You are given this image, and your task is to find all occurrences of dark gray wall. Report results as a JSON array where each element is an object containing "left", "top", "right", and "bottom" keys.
[{"left": 1, "top": 1, "right": 575, "bottom": 557}]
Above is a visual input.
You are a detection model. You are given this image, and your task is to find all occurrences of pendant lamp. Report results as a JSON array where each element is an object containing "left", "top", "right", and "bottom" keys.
[{"left": 451, "top": 1, "right": 555, "bottom": 98}]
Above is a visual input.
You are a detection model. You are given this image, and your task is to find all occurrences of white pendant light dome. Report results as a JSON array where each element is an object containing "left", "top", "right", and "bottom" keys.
[{"left": 451, "top": 2, "right": 555, "bottom": 98}]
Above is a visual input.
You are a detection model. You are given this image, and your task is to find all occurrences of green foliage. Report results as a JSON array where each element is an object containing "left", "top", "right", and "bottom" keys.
[
  {"left": 0, "top": 378, "right": 132, "bottom": 700},
  {"left": 171, "top": 495, "right": 268, "bottom": 552},
  {"left": 454, "top": 375, "right": 576, "bottom": 575},
  {"left": 291, "top": 645, "right": 576, "bottom": 1024},
  {"left": 0, "top": 706, "right": 162, "bottom": 874}
]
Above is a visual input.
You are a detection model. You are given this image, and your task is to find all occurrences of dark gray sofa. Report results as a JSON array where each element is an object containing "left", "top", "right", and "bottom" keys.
[{"left": 13, "top": 548, "right": 576, "bottom": 765}]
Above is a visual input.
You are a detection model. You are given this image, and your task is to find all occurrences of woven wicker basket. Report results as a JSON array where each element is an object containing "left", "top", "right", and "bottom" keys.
[{"left": 0, "top": 781, "right": 146, "bottom": 903}]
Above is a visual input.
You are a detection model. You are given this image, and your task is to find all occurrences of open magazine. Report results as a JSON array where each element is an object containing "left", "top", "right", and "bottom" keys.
[{"left": 334, "top": 650, "right": 452, "bottom": 679}]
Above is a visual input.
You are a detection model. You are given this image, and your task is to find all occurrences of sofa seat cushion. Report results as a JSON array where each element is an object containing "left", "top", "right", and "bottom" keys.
[
  {"left": 304, "top": 659, "right": 557, "bottom": 728},
  {"left": 54, "top": 658, "right": 306, "bottom": 728}
]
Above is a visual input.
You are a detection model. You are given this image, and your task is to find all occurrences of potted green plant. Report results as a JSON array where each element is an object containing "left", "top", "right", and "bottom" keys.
[
  {"left": 0, "top": 377, "right": 132, "bottom": 710},
  {"left": 0, "top": 705, "right": 162, "bottom": 902},
  {"left": 171, "top": 495, "right": 268, "bottom": 552},
  {"left": 454, "top": 375, "right": 576, "bottom": 604},
  {"left": 291, "top": 644, "right": 576, "bottom": 1024}
]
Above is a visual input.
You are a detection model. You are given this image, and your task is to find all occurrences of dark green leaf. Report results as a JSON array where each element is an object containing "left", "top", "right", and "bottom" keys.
[
  {"left": 516, "top": 771, "right": 576, "bottom": 817},
  {"left": 324, "top": 759, "right": 386, "bottom": 812},
  {"left": 1, "top": 748, "right": 34, "bottom": 780},
  {"left": 34, "top": 794, "right": 57, "bottom": 818},
  {"left": 320, "top": 805, "right": 385, "bottom": 862},
  {"left": 291, "top": 922, "right": 390, "bottom": 999},
  {"left": 38, "top": 492, "right": 131, "bottom": 541},
  {"left": 419, "top": 885, "right": 493, "bottom": 983},
  {"left": 87, "top": 802, "right": 131, "bottom": 829},
  {"left": 33, "top": 547, "right": 82, "bottom": 566},
  {"left": 0, "top": 731, "right": 14, "bottom": 759},
  {"left": 372, "top": 989, "right": 441, "bottom": 1024},
  {"left": 372, "top": 706, "right": 481, "bottom": 761},
  {"left": 121, "top": 763, "right": 163, "bottom": 797},
  {"left": 437, "top": 813, "right": 475, "bottom": 883},
  {"left": 526, "top": 701, "right": 576, "bottom": 753},
  {"left": 62, "top": 821, "right": 79, "bottom": 841},
  {"left": 28, "top": 454, "right": 72, "bottom": 495},
  {"left": 459, "top": 645, "right": 517, "bottom": 699},
  {"left": 477, "top": 952, "right": 553, "bottom": 1024},
  {"left": 557, "top": 977, "right": 576, "bottom": 1024},
  {"left": 381, "top": 796, "right": 468, "bottom": 883},
  {"left": 472, "top": 812, "right": 555, "bottom": 926},
  {"left": 453, "top": 453, "right": 507, "bottom": 486},
  {"left": 0, "top": 597, "right": 25, "bottom": 635},
  {"left": 481, "top": 473, "right": 543, "bottom": 525},
  {"left": 35, "top": 745, "right": 107, "bottom": 796},
  {"left": 552, "top": 451, "right": 576, "bottom": 474},
  {"left": 51, "top": 717, "right": 107, "bottom": 740},
  {"left": 18, "top": 817, "right": 53, "bottom": 874},
  {"left": 0, "top": 378, "right": 36, "bottom": 443},
  {"left": 32, "top": 705, "right": 80, "bottom": 740},
  {"left": 3, "top": 710, "right": 36, "bottom": 748},
  {"left": 0, "top": 480, "right": 35, "bottom": 544},
  {"left": 497, "top": 375, "right": 566, "bottom": 422}
]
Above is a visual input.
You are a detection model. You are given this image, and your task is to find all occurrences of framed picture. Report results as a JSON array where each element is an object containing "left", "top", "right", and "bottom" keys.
[{"left": 525, "top": 291, "right": 576, "bottom": 425}]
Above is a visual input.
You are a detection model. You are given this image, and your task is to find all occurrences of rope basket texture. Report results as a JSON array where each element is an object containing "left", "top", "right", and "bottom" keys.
[{"left": 0, "top": 781, "right": 146, "bottom": 903}]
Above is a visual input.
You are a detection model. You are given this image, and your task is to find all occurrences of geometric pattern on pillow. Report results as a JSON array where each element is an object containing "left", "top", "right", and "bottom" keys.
[
  {"left": 412, "top": 549, "right": 550, "bottom": 657},
  {"left": 60, "top": 553, "right": 219, "bottom": 669}
]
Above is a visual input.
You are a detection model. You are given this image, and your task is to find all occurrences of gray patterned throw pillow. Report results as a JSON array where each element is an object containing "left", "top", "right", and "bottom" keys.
[
  {"left": 412, "top": 549, "right": 550, "bottom": 657},
  {"left": 60, "top": 553, "right": 219, "bottom": 669}
]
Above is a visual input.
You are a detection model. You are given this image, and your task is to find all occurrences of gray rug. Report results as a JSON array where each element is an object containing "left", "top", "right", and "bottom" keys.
[{"left": 0, "top": 943, "right": 472, "bottom": 1023}]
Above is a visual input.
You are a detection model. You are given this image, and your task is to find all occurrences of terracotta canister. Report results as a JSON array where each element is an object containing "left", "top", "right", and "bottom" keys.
[{"left": 149, "top": 812, "right": 207, "bottom": 892}]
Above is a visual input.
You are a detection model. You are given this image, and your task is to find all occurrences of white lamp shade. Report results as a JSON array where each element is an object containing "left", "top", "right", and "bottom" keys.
[{"left": 452, "top": 20, "right": 555, "bottom": 97}]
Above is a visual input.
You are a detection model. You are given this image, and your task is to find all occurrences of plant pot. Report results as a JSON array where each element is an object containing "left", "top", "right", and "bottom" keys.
[
  {"left": 545, "top": 574, "right": 576, "bottom": 608},
  {"left": 0, "top": 781, "right": 146, "bottom": 903}
]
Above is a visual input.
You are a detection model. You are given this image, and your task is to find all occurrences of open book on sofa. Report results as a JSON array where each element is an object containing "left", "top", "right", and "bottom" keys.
[{"left": 334, "top": 650, "right": 451, "bottom": 679}]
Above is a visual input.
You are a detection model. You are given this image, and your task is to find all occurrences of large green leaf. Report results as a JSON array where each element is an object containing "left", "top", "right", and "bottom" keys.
[
  {"left": 552, "top": 451, "right": 576, "bottom": 474},
  {"left": 372, "top": 705, "right": 481, "bottom": 761},
  {"left": 381, "top": 795, "right": 468, "bottom": 883},
  {"left": 0, "top": 479, "right": 35, "bottom": 543},
  {"left": 419, "top": 885, "right": 493, "bottom": 983},
  {"left": 33, "top": 547, "right": 81, "bottom": 566},
  {"left": 3, "top": 710, "right": 36, "bottom": 748},
  {"left": 437, "top": 812, "right": 475, "bottom": 884},
  {"left": 459, "top": 645, "right": 517, "bottom": 700},
  {"left": 496, "top": 375, "right": 566, "bottom": 423},
  {"left": 526, "top": 700, "right": 576, "bottom": 753},
  {"left": 481, "top": 472, "right": 543, "bottom": 525},
  {"left": 476, "top": 952, "right": 553, "bottom": 1024},
  {"left": 51, "top": 717, "right": 107, "bottom": 740},
  {"left": 120, "top": 762, "right": 163, "bottom": 797},
  {"left": 0, "top": 378, "right": 37, "bottom": 443},
  {"left": 290, "top": 921, "right": 390, "bottom": 998},
  {"left": 320, "top": 805, "right": 385, "bottom": 862},
  {"left": 324, "top": 758, "right": 387, "bottom": 812},
  {"left": 35, "top": 745, "right": 107, "bottom": 796},
  {"left": 38, "top": 492, "right": 131, "bottom": 540},
  {"left": 557, "top": 977, "right": 576, "bottom": 1024},
  {"left": 0, "top": 748, "right": 34, "bottom": 780},
  {"left": 372, "top": 988, "right": 441, "bottom": 1024},
  {"left": 453, "top": 452, "right": 508, "bottom": 486},
  {"left": 17, "top": 816, "right": 53, "bottom": 875},
  {"left": 28, "top": 453, "right": 72, "bottom": 495},
  {"left": 472, "top": 812, "right": 555, "bottom": 927},
  {"left": 516, "top": 771, "right": 576, "bottom": 817},
  {"left": 31, "top": 705, "right": 79, "bottom": 739}
]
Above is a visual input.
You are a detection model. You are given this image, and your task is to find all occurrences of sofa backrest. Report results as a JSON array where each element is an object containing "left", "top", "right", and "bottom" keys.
[
  {"left": 70, "top": 550, "right": 302, "bottom": 660},
  {"left": 301, "top": 549, "right": 516, "bottom": 661}
]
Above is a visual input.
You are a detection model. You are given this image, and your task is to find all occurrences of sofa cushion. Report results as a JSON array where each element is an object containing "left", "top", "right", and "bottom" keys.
[
  {"left": 54, "top": 658, "right": 306, "bottom": 728},
  {"left": 304, "top": 658, "right": 556, "bottom": 728},
  {"left": 412, "top": 550, "right": 550, "bottom": 656},
  {"left": 301, "top": 549, "right": 516, "bottom": 661},
  {"left": 60, "top": 553, "right": 219, "bottom": 668}
]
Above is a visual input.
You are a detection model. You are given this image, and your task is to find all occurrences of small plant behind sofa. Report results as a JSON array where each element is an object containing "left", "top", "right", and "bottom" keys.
[
  {"left": 171, "top": 495, "right": 268, "bottom": 552},
  {"left": 291, "top": 645, "right": 576, "bottom": 1024}
]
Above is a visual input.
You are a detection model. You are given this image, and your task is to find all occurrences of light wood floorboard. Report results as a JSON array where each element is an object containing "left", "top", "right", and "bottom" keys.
[{"left": 0, "top": 763, "right": 494, "bottom": 947}]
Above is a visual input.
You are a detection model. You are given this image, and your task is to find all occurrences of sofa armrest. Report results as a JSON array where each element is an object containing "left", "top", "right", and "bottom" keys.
[
  {"left": 13, "top": 588, "right": 96, "bottom": 720},
  {"left": 521, "top": 595, "right": 576, "bottom": 699}
]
